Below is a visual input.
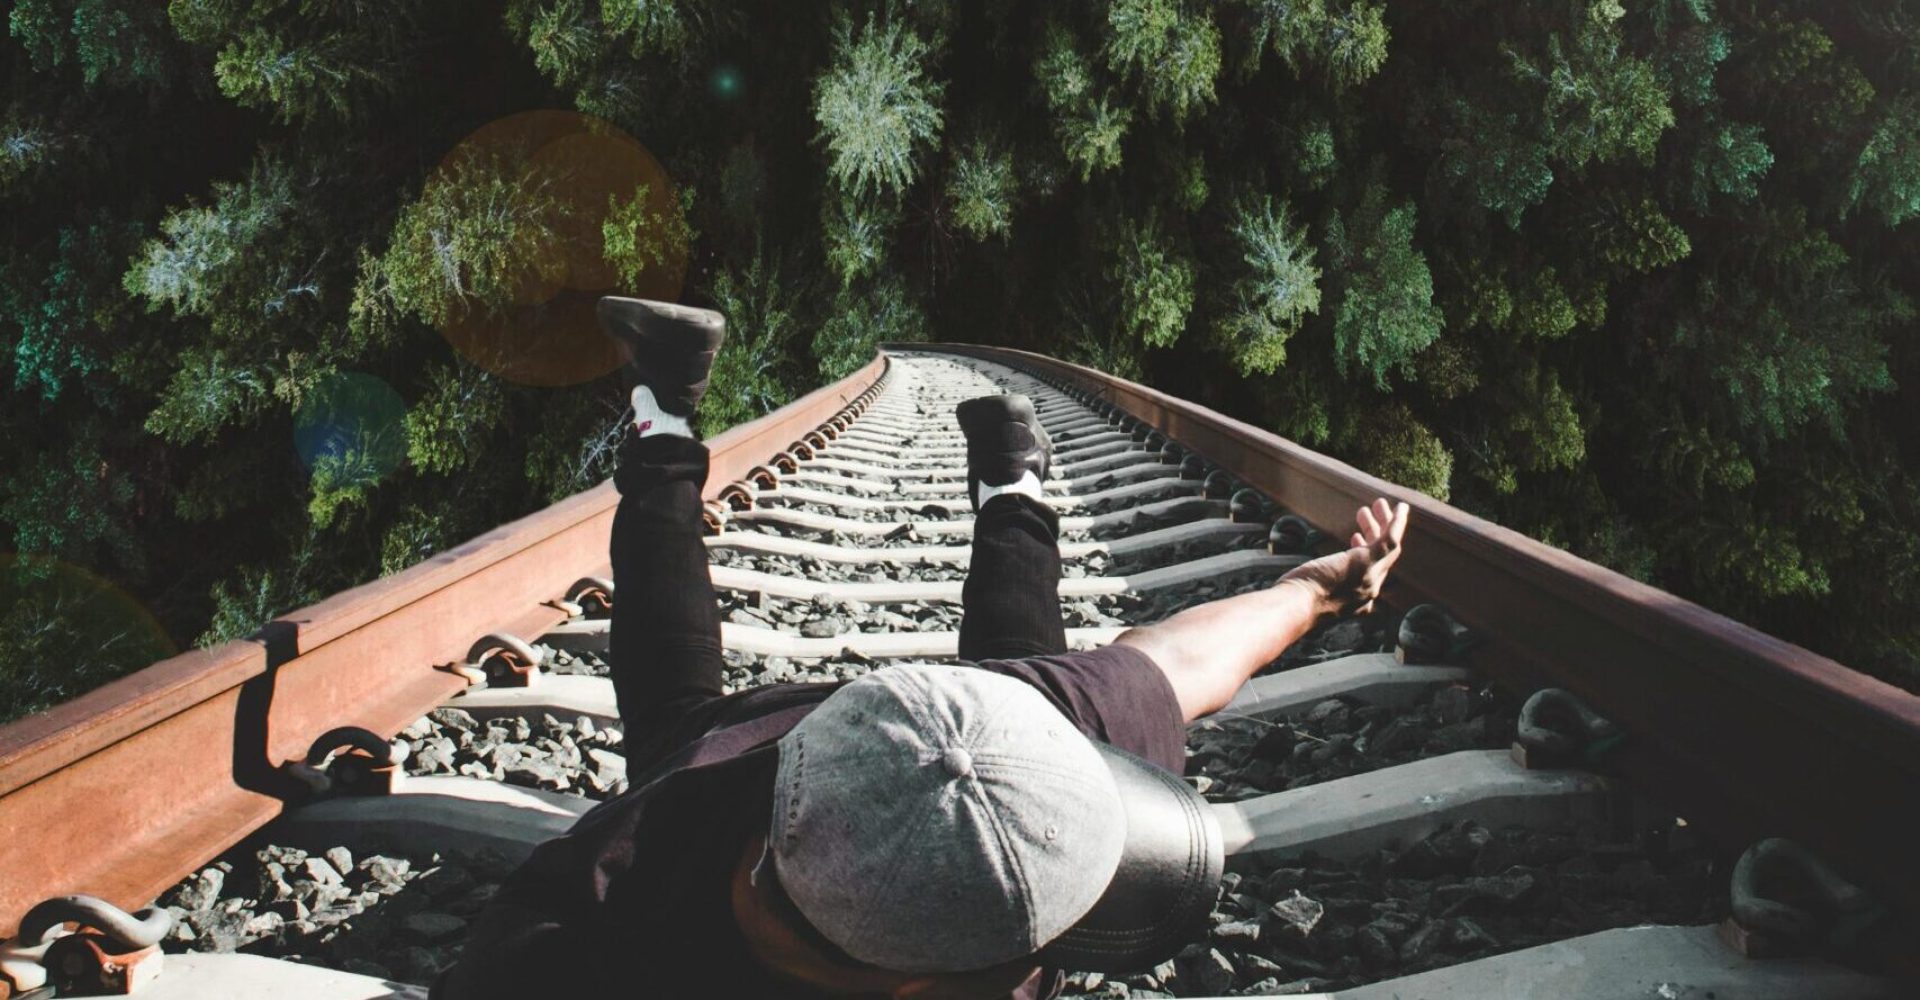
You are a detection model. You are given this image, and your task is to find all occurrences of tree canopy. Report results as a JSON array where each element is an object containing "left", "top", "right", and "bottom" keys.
[{"left": 4, "top": 0, "right": 1919, "bottom": 720}]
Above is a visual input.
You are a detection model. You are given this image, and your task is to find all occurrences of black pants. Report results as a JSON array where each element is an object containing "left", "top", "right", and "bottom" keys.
[{"left": 608, "top": 433, "right": 1067, "bottom": 737}]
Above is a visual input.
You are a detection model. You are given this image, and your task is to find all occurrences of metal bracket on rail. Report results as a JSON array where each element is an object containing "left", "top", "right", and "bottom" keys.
[
  {"left": 557, "top": 576, "right": 614, "bottom": 618},
  {"left": 1720, "top": 838, "right": 1888, "bottom": 962},
  {"left": 1202, "top": 470, "right": 1239, "bottom": 500},
  {"left": 284, "top": 726, "right": 409, "bottom": 796},
  {"left": 716, "top": 480, "right": 758, "bottom": 514},
  {"left": 1510, "top": 687, "right": 1622, "bottom": 769},
  {"left": 772, "top": 450, "right": 803, "bottom": 474},
  {"left": 462, "top": 631, "right": 543, "bottom": 688},
  {"left": 789, "top": 439, "right": 816, "bottom": 461},
  {"left": 1228, "top": 488, "right": 1270, "bottom": 524},
  {"left": 1158, "top": 443, "right": 1184, "bottom": 465},
  {"left": 1267, "top": 514, "right": 1324, "bottom": 556},
  {"left": 544, "top": 575, "right": 614, "bottom": 618},
  {"left": 0, "top": 895, "right": 173, "bottom": 997},
  {"left": 702, "top": 500, "right": 732, "bottom": 536},
  {"left": 1177, "top": 454, "right": 1209, "bottom": 481},
  {"left": 1395, "top": 603, "right": 1477, "bottom": 666},
  {"left": 747, "top": 464, "right": 781, "bottom": 491}
]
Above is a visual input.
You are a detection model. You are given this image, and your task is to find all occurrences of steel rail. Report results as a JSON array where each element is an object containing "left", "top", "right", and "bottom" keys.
[
  {"left": 912, "top": 343, "right": 1920, "bottom": 915},
  {"left": 0, "top": 355, "right": 888, "bottom": 938}
]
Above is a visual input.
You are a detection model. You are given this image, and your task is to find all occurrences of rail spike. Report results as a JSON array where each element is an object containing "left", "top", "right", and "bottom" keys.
[
  {"left": 1227, "top": 487, "right": 1268, "bottom": 523},
  {"left": 466, "top": 631, "right": 542, "bottom": 689},
  {"left": 285, "top": 725, "right": 409, "bottom": 796},
  {"left": 747, "top": 464, "right": 781, "bottom": 491},
  {"left": 717, "top": 481, "right": 757, "bottom": 512},
  {"left": 1511, "top": 687, "right": 1620, "bottom": 768},
  {"left": 1267, "top": 514, "right": 1324, "bottom": 556},
  {"left": 1395, "top": 603, "right": 1469, "bottom": 665},
  {"left": 1178, "top": 454, "right": 1209, "bottom": 481},
  {"left": 701, "top": 499, "right": 731, "bottom": 536},
  {"left": 1159, "top": 443, "right": 1184, "bottom": 466},
  {"left": 1721, "top": 838, "right": 1885, "bottom": 959},
  {"left": 2, "top": 895, "right": 172, "bottom": 996},
  {"left": 566, "top": 576, "right": 614, "bottom": 616}
]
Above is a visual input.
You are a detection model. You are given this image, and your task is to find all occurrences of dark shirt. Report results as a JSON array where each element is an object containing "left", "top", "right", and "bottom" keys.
[{"left": 434, "top": 645, "right": 1184, "bottom": 1000}]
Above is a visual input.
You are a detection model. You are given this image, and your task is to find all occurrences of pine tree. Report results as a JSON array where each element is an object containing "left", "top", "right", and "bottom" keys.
[
  {"left": 1213, "top": 193, "right": 1320, "bottom": 375},
  {"left": 812, "top": 10, "right": 945, "bottom": 199},
  {"left": 1325, "top": 179, "right": 1443, "bottom": 389}
]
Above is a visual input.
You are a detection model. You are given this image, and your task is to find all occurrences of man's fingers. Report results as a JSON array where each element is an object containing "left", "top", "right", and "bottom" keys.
[
  {"left": 1390, "top": 501, "right": 1410, "bottom": 545},
  {"left": 1357, "top": 505, "right": 1380, "bottom": 541},
  {"left": 1351, "top": 531, "right": 1365, "bottom": 549}
]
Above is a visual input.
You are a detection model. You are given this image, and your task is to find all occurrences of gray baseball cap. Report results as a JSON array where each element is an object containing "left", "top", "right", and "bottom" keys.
[{"left": 770, "top": 663, "right": 1223, "bottom": 974}]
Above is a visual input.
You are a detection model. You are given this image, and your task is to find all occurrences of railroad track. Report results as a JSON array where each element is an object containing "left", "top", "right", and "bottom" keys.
[{"left": 1, "top": 347, "right": 1912, "bottom": 998}]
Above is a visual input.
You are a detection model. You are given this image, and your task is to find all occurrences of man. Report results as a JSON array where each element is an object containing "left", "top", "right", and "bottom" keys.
[{"left": 436, "top": 298, "right": 1410, "bottom": 999}]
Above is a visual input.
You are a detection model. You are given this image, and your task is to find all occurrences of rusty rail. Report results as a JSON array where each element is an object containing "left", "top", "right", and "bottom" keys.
[
  {"left": 916, "top": 343, "right": 1920, "bottom": 916},
  {"left": 0, "top": 355, "right": 887, "bottom": 937}
]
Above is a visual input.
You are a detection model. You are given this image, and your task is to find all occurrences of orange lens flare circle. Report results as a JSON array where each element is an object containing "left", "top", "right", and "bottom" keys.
[{"left": 433, "top": 110, "right": 687, "bottom": 387}]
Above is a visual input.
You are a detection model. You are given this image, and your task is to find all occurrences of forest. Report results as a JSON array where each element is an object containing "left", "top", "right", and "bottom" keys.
[{"left": 2, "top": 0, "right": 1917, "bottom": 720}]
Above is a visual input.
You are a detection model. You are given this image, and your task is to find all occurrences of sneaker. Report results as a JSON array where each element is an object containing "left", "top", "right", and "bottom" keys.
[
  {"left": 955, "top": 394, "right": 1052, "bottom": 511},
  {"left": 597, "top": 296, "right": 726, "bottom": 417}
]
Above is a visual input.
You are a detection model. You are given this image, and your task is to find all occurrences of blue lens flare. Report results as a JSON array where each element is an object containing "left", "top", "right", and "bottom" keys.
[
  {"left": 293, "top": 372, "right": 407, "bottom": 487},
  {"left": 710, "top": 63, "right": 744, "bottom": 99}
]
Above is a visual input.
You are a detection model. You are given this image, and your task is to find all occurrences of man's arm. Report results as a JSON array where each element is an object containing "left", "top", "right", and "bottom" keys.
[{"left": 1115, "top": 497, "right": 1410, "bottom": 723}]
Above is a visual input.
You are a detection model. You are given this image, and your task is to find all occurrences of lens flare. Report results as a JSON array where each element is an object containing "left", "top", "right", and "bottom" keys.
[
  {"left": 711, "top": 63, "right": 744, "bottom": 100},
  {"left": 1, "top": 554, "right": 176, "bottom": 719},
  {"left": 293, "top": 372, "right": 407, "bottom": 487},
  {"left": 429, "top": 110, "right": 689, "bottom": 387}
]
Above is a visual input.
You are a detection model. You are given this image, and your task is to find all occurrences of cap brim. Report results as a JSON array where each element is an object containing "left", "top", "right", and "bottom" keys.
[{"left": 1036, "top": 741, "right": 1225, "bottom": 973}]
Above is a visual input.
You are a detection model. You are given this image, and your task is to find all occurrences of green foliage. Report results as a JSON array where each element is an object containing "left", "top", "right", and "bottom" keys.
[
  {"left": 1846, "top": 95, "right": 1920, "bottom": 227},
  {"left": 821, "top": 191, "right": 896, "bottom": 288},
  {"left": 1036, "top": 21, "right": 1131, "bottom": 179},
  {"left": 1345, "top": 402, "right": 1452, "bottom": 501},
  {"left": 7, "top": 0, "right": 1920, "bottom": 720},
  {"left": 699, "top": 249, "right": 803, "bottom": 434},
  {"left": 124, "top": 159, "right": 298, "bottom": 320},
  {"left": 812, "top": 11, "right": 945, "bottom": 198},
  {"left": 946, "top": 137, "right": 1017, "bottom": 242},
  {"left": 1236, "top": 0, "right": 1390, "bottom": 88},
  {"left": 0, "top": 556, "right": 175, "bottom": 721},
  {"left": 5, "top": 215, "right": 140, "bottom": 401},
  {"left": 1291, "top": 118, "right": 1336, "bottom": 191},
  {"left": 199, "top": 547, "right": 321, "bottom": 646},
  {"left": 603, "top": 184, "right": 695, "bottom": 290},
  {"left": 169, "top": 1, "right": 424, "bottom": 122},
  {"left": 813, "top": 275, "right": 925, "bottom": 380},
  {"left": 1103, "top": 0, "right": 1221, "bottom": 121},
  {"left": 1686, "top": 120, "right": 1772, "bottom": 209},
  {"left": 1, "top": 425, "right": 139, "bottom": 568},
  {"left": 1213, "top": 194, "right": 1320, "bottom": 375},
  {"left": 366, "top": 147, "right": 565, "bottom": 331},
  {"left": 1107, "top": 211, "right": 1194, "bottom": 350},
  {"left": 523, "top": 392, "right": 623, "bottom": 502},
  {"left": 1508, "top": 2, "right": 1675, "bottom": 168},
  {"left": 405, "top": 361, "right": 505, "bottom": 475},
  {"left": 1325, "top": 180, "right": 1442, "bottom": 388},
  {"left": 1674, "top": 207, "right": 1899, "bottom": 441},
  {"left": 1435, "top": 97, "right": 1554, "bottom": 227},
  {"left": 10, "top": 0, "right": 171, "bottom": 87},
  {"left": 1591, "top": 197, "right": 1691, "bottom": 273},
  {"left": 0, "top": 111, "right": 65, "bottom": 189}
]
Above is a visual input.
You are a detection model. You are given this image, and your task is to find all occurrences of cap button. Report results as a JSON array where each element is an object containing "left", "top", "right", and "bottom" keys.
[{"left": 940, "top": 747, "right": 974, "bottom": 778}]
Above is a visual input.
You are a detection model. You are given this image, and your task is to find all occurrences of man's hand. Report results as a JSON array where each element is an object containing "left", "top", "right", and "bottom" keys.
[{"left": 1280, "top": 497, "right": 1410, "bottom": 618}]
